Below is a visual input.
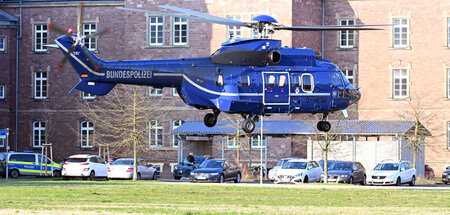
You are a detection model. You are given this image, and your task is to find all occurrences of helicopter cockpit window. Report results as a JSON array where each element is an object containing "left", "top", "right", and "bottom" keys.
[
  {"left": 267, "top": 75, "right": 276, "bottom": 87},
  {"left": 302, "top": 74, "right": 314, "bottom": 93},
  {"left": 215, "top": 74, "right": 224, "bottom": 86},
  {"left": 292, "top": 75, "right": 301, "bottom": 87},
  {"left": 330, "top": 72, "right": 344, "bottom": 86},
  {"left": 240, "top": 75, "right": 250, "bottom": 87},
  {"left": 279, "top": 75, "right": 287, "bottom": 87}
]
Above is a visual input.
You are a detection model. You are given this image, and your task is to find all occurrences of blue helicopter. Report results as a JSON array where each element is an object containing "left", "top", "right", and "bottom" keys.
[{"left": 50, "top": 4, "right": 385, "bottom": 133}]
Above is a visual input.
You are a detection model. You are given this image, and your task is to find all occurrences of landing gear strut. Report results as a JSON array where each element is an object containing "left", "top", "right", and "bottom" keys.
[
  {"left": 204, "top": 109, "right": 220, "bottom": 127},
  {"left": 242, "top": 115, "right": 258, "bottom": 133},
  {"left": 317, "top": 113, "right": 331, "bottom": 132}
]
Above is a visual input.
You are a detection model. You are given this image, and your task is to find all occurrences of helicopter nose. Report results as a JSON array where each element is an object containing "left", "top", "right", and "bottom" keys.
[{"left": 349, "top": 89, "right": 361, "bottom": 105}]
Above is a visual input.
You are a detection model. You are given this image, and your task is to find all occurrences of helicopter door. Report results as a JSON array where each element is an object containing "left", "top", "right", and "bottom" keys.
[
  {"left": 330, "top": 72, "right": 346, "bottom": 108},
  {"left": 263, "top": 72, "right": 290, "bottom": 105}
]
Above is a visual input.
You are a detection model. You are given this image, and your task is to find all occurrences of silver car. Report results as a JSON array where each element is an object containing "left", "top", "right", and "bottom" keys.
[{"left": 107, "top": 158, "right": 158, "bottom": 180}]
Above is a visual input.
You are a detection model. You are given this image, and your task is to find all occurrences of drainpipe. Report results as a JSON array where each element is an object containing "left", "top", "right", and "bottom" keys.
[
  {"left": 321, "top": 0, "right": 324, "bottom": 58},
  {"left": 15, "top": 0, "right": 23, "bottom": 151}
]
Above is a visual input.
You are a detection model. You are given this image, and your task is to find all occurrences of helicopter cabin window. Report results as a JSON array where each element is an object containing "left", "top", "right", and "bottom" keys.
[
  {"left": 173, "top": 17, "right": 188, "bottom": 46},
  {"left": 292, "top": 75, "right": 301, "bottom": 87},
  {"left": 339, "top": 19, "right": 355, "bottom": 48},
  {"left": 34, "top": 24, "right": 48, "bottom": 52},
  {"left": 393, "top": 18, "right": 409, "bottom": 48},
  {"left": 240, "top": 75, "right": 250, "bottom": 87},
  {"left": 227, "top": 16, "right": 241, "bottom": 40},
  {"left": 83, "top": 23, "right": 96, "bottom": 51},
  {"left": 215, "top": 74, "right": 224, "bottom": 86},
  {"left": 278, "top": 75, "right": 287, "bottom": 87},
  {"left": 267, "top": 75, "right": 276, "bottom": 87},
  {"left": 302, "top": 74, "right": 314, "bottom": 93},
  {"left": 149, "top": 16, "right": 164, "bottom": 46}
]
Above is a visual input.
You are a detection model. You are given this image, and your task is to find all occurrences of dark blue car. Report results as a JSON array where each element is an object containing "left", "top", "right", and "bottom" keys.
[
  {"left": 190, "top": 159, "right": 241, "bottom": 183},
  {"left": 173, "top": 156, "right": 207, "bottom": 180}
]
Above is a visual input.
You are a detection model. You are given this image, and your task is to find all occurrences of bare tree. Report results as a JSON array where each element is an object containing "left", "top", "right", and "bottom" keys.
[{"left": 81, "top": 85, "right": 173, "bottom": 180}]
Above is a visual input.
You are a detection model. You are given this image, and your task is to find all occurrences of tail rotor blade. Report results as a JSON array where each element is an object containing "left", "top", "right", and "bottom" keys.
[
  {"left": 85, "top": 27, "right": 111, "bottom": 38},
  {"left": 57, "top": 45, "right": 76, "bottom": 71},
  {"left": 80, "top": 46, "right": 100, "bottom": 71}
]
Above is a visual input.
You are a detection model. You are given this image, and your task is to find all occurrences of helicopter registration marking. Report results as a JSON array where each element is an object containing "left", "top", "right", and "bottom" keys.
[{"left": 106, "top": 70, "right": 153, "bottom": 79}]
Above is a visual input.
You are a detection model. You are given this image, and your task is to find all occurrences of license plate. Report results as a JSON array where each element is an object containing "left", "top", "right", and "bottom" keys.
[{"left": 197, "top": 176, "right": 206, "bottom": 180}]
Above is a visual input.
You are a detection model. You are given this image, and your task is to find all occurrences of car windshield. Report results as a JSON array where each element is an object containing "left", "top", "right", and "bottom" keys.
[
  {"left": 318, "top": 161, "right": 335, "bottom": 170},
  {"left": 199, "top": 160, "right": 224, "bottom": 168},
  {"left": 112, "top": 159, "right": 134, "bottom": 165},
  {"left": 275, "top": 159, "right": 289, "bottom": 167},
  {"left": 374, "top": 163, "right": 399, "bottom": 171},
  {"left": 330, "top": 162, "right": 352, "bottom": 171},
  {"left": 282, "top": 161, "right": 307, "bottom": 169},
  {"left": 66, "top": 158, "right": 88, "bottom": 163}
]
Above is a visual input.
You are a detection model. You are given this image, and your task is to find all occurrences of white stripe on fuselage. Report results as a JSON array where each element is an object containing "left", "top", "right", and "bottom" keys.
[{"left": 55, "top": 40, "right": 105, "bottom": 76}]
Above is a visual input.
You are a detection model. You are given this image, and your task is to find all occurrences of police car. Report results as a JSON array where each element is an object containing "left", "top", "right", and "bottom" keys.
[{"left": 1, "top": 152, "right": 61, "bottom": 178}]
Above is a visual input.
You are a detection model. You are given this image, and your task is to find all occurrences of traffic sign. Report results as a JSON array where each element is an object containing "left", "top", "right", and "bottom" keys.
[{"left": 0, "top": 129, "right": 6, "bottom": 139}]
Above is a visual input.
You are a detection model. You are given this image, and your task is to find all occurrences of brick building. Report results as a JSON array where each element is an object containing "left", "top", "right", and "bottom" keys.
[{"left": 0, "top": 0, "right": 449, "bottom": 177}]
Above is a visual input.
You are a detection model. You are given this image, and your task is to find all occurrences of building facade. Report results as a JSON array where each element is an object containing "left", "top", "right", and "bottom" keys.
[{"left": 0, "top": 0, "right": 449, "bottom": 177}]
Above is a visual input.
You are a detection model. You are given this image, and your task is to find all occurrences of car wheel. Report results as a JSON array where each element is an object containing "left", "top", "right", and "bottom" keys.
[
  {"left": 218, "top": 174, "right": 224, "bottom": 183},
  {"left": 152, "top": 172, "right": 158, "bottom": 180},
  {"left": 234, "top": 173, "right": 241, "bottom": 183},
  {"left": 444, "top": 181, "right": 448, "bottom": 185},
  {"left": 303, "top": 175, "right": 309, "bottom": 183},
  {"left": 174, "top": 176, "right": 181, "bottom": 180},
  {"left": 396, "top": 177, "right": 401, "bottom": 186},
  {"left": 9, "top": 169, "right": 19, "bottom": 179},
  {"left": 348, "top": 177, "right": 353, "bottom": 184},
  {"left": 53, "top": 170, "right": 61, "bottom": 178},
  {"left": 137, "top": 173, "right": 142, "bottom": 180},
  {"left": 89, "top": 171, "right": 96, "bottom": 181},
  {"left": 360, "top": 175, "right": 366, "bottom": 185},
  {"left": 409, "top": 176, "right": 415, "bottom": 186}
]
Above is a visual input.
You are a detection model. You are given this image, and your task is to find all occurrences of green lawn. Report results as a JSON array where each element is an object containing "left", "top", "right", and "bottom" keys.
[{"left": 0, "top": 179, "right": 448, "bottom": 214}]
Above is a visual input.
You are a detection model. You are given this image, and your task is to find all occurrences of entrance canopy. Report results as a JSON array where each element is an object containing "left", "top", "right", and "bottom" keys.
[{"left": 173, "top": 120, "right": 431, "bottom": 136}]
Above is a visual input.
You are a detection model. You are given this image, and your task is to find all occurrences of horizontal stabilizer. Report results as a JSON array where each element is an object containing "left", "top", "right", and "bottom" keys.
[{"left": 68, "top": 80, "right": 116, "bottom": 96}]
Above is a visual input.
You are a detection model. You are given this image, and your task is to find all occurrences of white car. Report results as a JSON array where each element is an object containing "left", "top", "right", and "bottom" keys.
[
  {"left": 62, "top": 154, "right": 109, "bottom": 180},
  {"left": 366, "top": 160, "right": 416, "bottom": 186},
  {"left": 108, "top": 158, "right": 158, "bottom": 180},
  {"left": 268, "top": 157, "right": 301, "bottom": 180},
  {"left": 274, "top": 159, "right": 323, "bottom": 184}
]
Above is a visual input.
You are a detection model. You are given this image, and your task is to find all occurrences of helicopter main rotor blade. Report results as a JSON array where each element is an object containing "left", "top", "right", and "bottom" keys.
[
  {"left": 48, "top": 23, "right": 74, "bottom": 38},
  {"left": 77, "top": 2, "right": 84, "bottom": 34},
  {"left": 80, "top": 46, "right": 100, "bottom": 71},
  {"left": 85, "top": 27, "right": 111, "bottom": 38},
  {"left": 57, "top": 45, "right": 77, "bottom": 71},
  {"left": 116, "top": 7, "right": 248, "bottom": 27},
  {"left": 157, "top": 5, "right": 250, "bottom": 27},
  {"left": 275, "top": 24, "right": 391, "bottom": 31}
]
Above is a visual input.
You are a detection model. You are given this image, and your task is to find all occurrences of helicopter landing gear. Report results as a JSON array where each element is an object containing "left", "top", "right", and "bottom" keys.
[
  {"left": 242, "top": 115, "right": 258, "bottom": 133},
  {"left": 317, "top": 113, "right": 331, "bottom": 132},
  {"left": 204, "top": 110, "right": 220, "bottom": 127}
]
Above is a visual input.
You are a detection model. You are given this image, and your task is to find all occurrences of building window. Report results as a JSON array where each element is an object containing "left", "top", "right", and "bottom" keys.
[
  {"left": 172, "top": 120, "right": 184, "bottom": 148},
  {"left": 393, "top": 69, "right": 408, "bottom": 99},
  {"left": 0, "top": 37, "right": 5, "bottom": 52},
  {"left": 149, "top": 87, "right": 162, "bottom": 96},
  {"left": 35, "top": 24, "right": 48, "bottom": 52},
  {"left": 393, "top": 18, "right": 408, "bottom": 48},
  {"left": 149, "top": 120, "right": 162, "bottom": 147},
  {"left": 172, "top": 88, "right": 179, "bottom": 96},
  {"left": 82, "top": 92, "right": 96, "bottom": 100},
  {"left": 227, "top": 15, "right": 241, "bottom": 40},
  {"left": 83, "top": 23, "right": 96, "bottom": 51},
  {"left": 173, "top": 17, "right": 188, "bottom": 45},
  {"left": 81, "top": 121, "right": 94, "bottom": 148},
  {"left": 0, "top": 138, "right": 4, "bottom": 148},
  {"left": 448, "top": 122, "right": 450, "bottom": 149},
  {"left": 251, "top": 135, "right": 267, "bottom": 148},
  {"left": 343, "top": 69, "right": 354, "bottom": 85},
  {"left": 33, "top": 121, "right": 46, "bottom": 148},
  {"left": 340, "top": 19, "right": 355, "bottom": 48},
  {"left": 149, "top": 16, "right": 164, "bottom": 46},
  {"left": 226, "top": 136, "right": 237, "bottom": 148},
  {"left": 0, "top": 85, "right": 4, "bottom": 99},
  {"left": 34, "top": 71, "right": 48, "bottom": 99},
  {"left": 448, "top": 69, "right": 450, "bottom": 98}
]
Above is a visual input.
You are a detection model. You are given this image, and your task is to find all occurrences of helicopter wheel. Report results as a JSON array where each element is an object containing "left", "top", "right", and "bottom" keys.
[
  {"left": 204, "top": 113, "right": 217, "bottom": 127},
  {"left": 317, "top": 121, "right": 331, "bottom": 132},
  {"left": 242, "top": 118, "right": 256, "bottom": 133}
]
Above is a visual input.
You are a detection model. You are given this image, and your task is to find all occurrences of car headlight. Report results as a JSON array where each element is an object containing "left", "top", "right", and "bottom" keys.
[
  {"left": 191, "top": 172, "right": 197, "bottom": 176},
  {"left": 443, "top": 173, "right": 448, "bottom": 176},
  {"left": 296, "top": 173, "right": 303, "bottom": 177},
  {"left": 340, "top": 175, "right": 348, "bottom": 178},
  {"left": 320, "top": 174, "right": 324, "bottom": 178},
  {"left": 208, "top": 173, "right": 219, "bottom": 176}
]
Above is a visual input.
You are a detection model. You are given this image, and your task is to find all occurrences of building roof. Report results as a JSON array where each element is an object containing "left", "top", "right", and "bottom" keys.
[
  {"left": 173, "top": 120, "right": 432, "bottom": 136},
  {"left": 0, "top": 10, "right": 17, "bottom": 26}
]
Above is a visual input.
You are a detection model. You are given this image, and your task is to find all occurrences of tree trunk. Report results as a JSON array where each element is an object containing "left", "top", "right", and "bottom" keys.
[
  {"left": 323, "top": 132, "right": 329, "bottom": 183},
  {"left": 132, "top": 90, "right": 138, "bottom": 181}
]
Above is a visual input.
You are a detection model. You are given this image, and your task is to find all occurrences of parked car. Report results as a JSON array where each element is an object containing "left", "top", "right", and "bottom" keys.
[
  {"left": 173, "top": 155, "right": 208, "bottom": 180},
  {"left": 0, "top": 152, "right": 61, "bottom": 178},
  {"left": 366, "top": 160, "right": 416, "bottom": 186},
  {"left": 424, "top": 165, "right": 435, "bottom": 180},
  {"left": 274, "top": 159, "right": 323, "bottom": 184},
  {"left": 62, "top": 154, "right": 109, "bottom": 180},
  {"left": 442, "top": 166, "right": 450, "bottom": 184},
  {"left": 318, "top": 160, "right": 337, "bottom": 171},
  {"left": 107, "top": 158, "right": 158, "bottom": 180},
  {"left": 268, "top": 157, "right": 301, "bottom": 181},
  {"left": 190, "top": 159, "right": 241, "bottom": 183},
  {"left": 320, "top": 161, "right": 366, "bottom": 184}
]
